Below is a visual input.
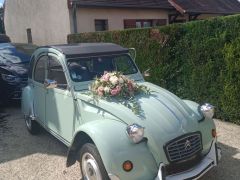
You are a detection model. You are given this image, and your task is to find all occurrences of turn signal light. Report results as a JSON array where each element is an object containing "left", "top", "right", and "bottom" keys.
[
  {"left": 212, "top": 129, "right": 217, "bottom": 138},
  {"left": 123, "top": 161, "right": 133, "bottom": 172}
]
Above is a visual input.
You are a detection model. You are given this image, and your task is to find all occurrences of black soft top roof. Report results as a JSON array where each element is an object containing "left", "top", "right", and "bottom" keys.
[{"left": 43, "top": 43, "right": 129, "bottom": 58}]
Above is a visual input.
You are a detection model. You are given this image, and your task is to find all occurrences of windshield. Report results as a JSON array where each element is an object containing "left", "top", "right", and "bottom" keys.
[
  {"left": 0, "top": 43, "right": 37, "bottom": 65},
  {"left": 67, "top": 54, "right": 138, "bottom": 82}
]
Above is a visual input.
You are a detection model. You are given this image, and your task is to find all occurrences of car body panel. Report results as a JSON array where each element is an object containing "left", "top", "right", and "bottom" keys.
[
  {"left": 46, "top": 88, "right": 75, "bottom": 143},
  {"left": 33, "top": 82, "right": 46, "bottom": 125},
  {"left": 21, "top": 84, "right": 34, "bottom": 115}
]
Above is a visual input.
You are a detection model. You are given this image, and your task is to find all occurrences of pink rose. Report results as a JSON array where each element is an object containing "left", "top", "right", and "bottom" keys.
[
  {"left": 97, "top": 86, "right": 104, "bottom": 96},
  {"left": 127, "top": 81, "right": 134, "bottom": 92},
  {"left": 116, "top": 85, "right": 121, "bottom": 91},
  {"left": 101, "top": 73, "right": 110, "bottom": 82},
  {"left": 110, "top": 85, "right": 121, "bottom": 96},
  {"left": 111, "top": 88, "right": 119, "bottom": 96}
]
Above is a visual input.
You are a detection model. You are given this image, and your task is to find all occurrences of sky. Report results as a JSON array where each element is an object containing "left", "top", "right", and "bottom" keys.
[{"left": 0, "top": 0, "right": 4, "bottom": 7}]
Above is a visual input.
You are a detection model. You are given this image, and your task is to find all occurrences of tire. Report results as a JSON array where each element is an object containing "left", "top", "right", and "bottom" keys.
[
  {"left": 79, "top": 143, "right": 110, "bottom": 180},
  {"left": 25, "top": 114, "right": 41, "bottom": 135}
]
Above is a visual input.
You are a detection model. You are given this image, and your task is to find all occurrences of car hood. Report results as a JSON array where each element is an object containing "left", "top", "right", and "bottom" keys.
[
  {"left": 77, "top": 82, "right": 203, "bottom": 163},
  {"left": 0, "top": 63, "right": 28, "bottom": 76},
  {"left": 78, "top": 82, "right": 202, "bottom": 129}
]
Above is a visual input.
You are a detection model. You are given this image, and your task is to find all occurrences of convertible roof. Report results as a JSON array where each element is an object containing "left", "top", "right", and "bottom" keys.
[{"left": 43, "top": 43, "right": 129, "bottom": 58}]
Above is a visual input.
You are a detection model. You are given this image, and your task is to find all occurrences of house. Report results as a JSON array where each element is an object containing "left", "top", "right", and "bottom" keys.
[
  {"left": 4, "top": 0, "right": 240, "bottom": 45},
  {"left": 168, "top": 0, "right": 240, "bottom": 23}
]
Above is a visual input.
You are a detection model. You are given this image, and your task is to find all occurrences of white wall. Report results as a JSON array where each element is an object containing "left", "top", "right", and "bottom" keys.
[
  {"left": 75, "top": 8, "right": 169, "bottom": 33},
  {"left": 4, "top": 0, "right": 71, "bottom": 45}
]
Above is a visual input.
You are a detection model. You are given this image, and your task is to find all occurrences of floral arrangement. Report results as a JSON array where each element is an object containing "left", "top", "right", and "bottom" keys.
[{"left": 89, "top": 72, "right": 151, "bottom": 115}]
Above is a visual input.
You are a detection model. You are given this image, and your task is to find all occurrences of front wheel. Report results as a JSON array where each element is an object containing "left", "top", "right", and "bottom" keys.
[
  {"left": 25, "top": 114, "right": 40, "bottom": 135},
  {"left": 79, "top": 143, "right": 110, "bottom": 180}
]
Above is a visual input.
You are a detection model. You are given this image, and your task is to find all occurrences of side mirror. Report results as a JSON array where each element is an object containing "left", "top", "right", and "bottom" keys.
[
  {"left": 44, "top": 79, "right": 57, "bottom": 89},
  {"left": 129, "top": 48, "right": 136, "bottom": 61},
  {"left": 142, "top": 69, "right": 150, "bottom": 77}
]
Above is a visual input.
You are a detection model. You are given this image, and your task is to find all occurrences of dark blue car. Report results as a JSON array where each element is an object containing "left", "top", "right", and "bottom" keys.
[{"left": 0, "top": 43, "right": 37, "bottom": 103}]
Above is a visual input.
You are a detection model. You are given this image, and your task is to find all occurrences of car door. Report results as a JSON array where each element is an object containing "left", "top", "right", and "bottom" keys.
[
  {"left": 45, "top": 54, "right": 74, "bottom": 144},
  {"left": 32, "top": 55, "right": 48, "bottom": 125}
]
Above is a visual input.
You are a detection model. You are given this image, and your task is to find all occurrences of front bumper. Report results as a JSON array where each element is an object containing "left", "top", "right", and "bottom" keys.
[{"left": 156, "top": 139, "right": 221, "bottom": 180}]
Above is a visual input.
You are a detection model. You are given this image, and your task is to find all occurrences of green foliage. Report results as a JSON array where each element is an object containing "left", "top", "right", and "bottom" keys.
[{"left": 68, "top": 15, "right": 240, "bottom": 124}]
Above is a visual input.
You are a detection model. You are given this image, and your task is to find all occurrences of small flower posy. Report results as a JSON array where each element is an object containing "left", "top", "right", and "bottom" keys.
[{"left": 89, "top": 71, "right": 151, "bottom": 115}]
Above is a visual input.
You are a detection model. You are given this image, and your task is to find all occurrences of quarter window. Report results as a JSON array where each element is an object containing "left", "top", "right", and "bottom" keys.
[
  {"left": 48, "top": 56, "right": 67, "bottom": 89},
  {"left": 34, "top": 56, "right": 47, "bottom": 83}
]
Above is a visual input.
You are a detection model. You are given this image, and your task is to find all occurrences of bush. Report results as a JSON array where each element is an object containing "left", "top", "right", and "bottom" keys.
[{"left": 68, "top": 15, "right": 240, "bottom": 124}]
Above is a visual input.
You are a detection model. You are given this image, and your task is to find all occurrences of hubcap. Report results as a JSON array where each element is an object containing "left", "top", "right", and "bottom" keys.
[{"left": 81, "top": 153, "right": 102, "bottom": 180}]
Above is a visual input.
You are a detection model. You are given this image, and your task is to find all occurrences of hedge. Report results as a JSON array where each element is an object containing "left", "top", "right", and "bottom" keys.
[{"left": 68, "top": 15, "right": 240, "bottom": 124}]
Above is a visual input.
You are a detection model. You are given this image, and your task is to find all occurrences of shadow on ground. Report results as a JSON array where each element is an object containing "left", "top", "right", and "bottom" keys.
[
  {"left": 0, "top": 106, "right": 68, "bottom": 164},
  {"left": 201, "top": 142, "right": 240, "bottom": 180}
]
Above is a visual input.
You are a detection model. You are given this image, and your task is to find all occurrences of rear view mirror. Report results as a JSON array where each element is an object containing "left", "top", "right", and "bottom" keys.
[
  {"left": 142, "top": 69, "right": 150, "bottom": 77},
  {"left": 44, "top": 79, "right": 57, "bottom": 89}
]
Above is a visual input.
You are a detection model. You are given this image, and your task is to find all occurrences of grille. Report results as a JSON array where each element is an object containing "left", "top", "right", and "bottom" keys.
[{"left": 165, "top": 132, "right": 202, "bottom": 162}]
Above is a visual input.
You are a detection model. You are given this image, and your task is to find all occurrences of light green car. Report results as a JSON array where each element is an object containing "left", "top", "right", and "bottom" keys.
[{"left": 22, "top": 43, "right": 221, "bottom": 180}]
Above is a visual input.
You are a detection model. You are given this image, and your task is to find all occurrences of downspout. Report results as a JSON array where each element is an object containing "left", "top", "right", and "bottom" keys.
[{"left": 72, "top": 2, "right": 78, "bottom": 33}]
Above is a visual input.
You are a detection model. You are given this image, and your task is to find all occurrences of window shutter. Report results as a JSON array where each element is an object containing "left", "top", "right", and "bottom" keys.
[{"left": 124, "top": 20, "right": 136, "bottom": 29}]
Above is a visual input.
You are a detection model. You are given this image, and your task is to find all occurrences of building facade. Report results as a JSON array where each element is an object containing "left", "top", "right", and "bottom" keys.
[{"left": 4, "top": 0, "right": 240, "bottom": 45}]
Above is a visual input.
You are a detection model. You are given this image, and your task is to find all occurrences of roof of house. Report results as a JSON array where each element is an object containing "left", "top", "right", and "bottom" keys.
[
  {"left": 72, "top": 0, "right": 174, "bottom": 9},
  {"left": 71, "top": 0, "right": 240, "bottom": 14},
  {"left": 45, "top": 43, "right": 129, "bottom": 58},
  {"left": 168, "top": 0, "right": 240, "bottom": 14}
]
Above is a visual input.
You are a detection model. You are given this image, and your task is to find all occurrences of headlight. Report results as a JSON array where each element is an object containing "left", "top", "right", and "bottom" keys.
[
  {"left": 126, "top": 123, "right": 144, "bottom": 143},
  {"left": 200, "top": 103, "right": 215, "bottom": 119},
  {"left": 1, "top": 74, "right": 21, "bottom": 84}
]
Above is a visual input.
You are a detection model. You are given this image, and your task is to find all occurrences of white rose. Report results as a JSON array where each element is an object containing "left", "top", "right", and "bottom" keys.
[
  {"left": 95, "top": 80, "right": 101, "bottom": 86},
  {"left": 109, "top": 76, "right": 118, "bottom": 85},
  {"left": 104, "top": 86, "right": 110, "bottom": 93},
  {"left": 119, "top": 77, "right": 124, "bottom": 84}
]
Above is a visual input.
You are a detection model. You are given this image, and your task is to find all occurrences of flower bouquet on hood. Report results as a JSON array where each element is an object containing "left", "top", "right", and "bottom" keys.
[{"left": 89, "top": 71, "right": 151, "bottom": 115}]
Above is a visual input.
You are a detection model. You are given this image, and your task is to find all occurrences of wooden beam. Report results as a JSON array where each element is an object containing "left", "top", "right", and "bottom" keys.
[
  {"left": 188, "top": 14, "right": 201, "bottom": 21},
  {"left": 169, "top": 14, "right": 180, "bottom": 24}
]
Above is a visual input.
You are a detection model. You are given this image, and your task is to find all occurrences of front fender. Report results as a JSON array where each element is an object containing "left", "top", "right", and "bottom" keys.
[
  {"left": 21, "top": 85, "right": 34, "bottom": 116},
  {"left": 183, "top": 100, "right": 216, "bottom": 154},
  {"left": 69, "top": 119, "right": 158, "bottom": 180},
  {"left": 183, "top": 100, "right": 202, "bottom": 119}
]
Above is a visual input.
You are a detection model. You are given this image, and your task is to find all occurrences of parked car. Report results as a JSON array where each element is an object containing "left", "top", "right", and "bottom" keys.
[
  {"left": 22, "top": 43, "right": 221, "bottom": 180},
  {"left": 0, "top": 43, "right": 37, "bottom": 103},
  {"left": 0, "top": 34, "right": 11, "bottom": 43}
]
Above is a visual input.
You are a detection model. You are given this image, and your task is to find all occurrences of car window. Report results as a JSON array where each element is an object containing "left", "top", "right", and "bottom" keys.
[
  {"left": 114, "top": 55, "right": 138, "bottom": 75},
  {"left": 28, "top": 56, "right": 35, "bottom": 79},
  {"left": 48, "top": 56, "right": 67, "bottom": 89},
  {"left": 34, "top": 56, "right": 47, "bottom": 84},
  {"left": 67, "top": 54, "right": 138, "bottom": 82}
]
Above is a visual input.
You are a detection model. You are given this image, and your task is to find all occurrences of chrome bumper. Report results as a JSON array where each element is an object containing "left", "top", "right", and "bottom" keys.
[{"left": 156, "top": 139, "right": 221, "bottom": 180}]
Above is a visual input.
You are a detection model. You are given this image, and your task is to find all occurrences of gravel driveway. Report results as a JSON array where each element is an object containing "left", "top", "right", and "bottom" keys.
[{"left": 0, "top": 107, "right": 240, "bottom": 180}]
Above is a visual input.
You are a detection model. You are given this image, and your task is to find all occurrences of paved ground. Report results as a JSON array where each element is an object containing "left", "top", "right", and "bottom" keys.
[{"left": 0, "top": 107, "right": 240, "bottom": 180}]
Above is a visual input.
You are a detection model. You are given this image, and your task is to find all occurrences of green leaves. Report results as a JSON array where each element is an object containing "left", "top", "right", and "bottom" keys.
[{"left": 68, "top": 14, "right": 240, "bottom": 124}]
